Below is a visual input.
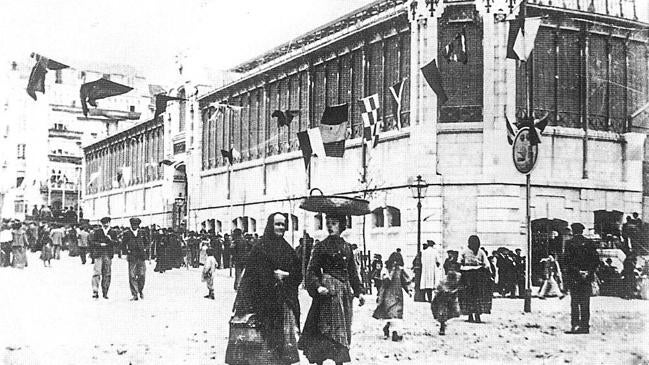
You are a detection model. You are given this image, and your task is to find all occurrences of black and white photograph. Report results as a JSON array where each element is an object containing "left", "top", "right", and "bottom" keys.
[{"left": 0, "top": 0, "right": 648, "bottom": 363}]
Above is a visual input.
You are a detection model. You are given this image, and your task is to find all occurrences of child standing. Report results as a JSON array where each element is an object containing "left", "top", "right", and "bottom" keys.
[
  {"left": 202, "top": 248, "right": 217, "bottom": 299},
  {"left": 431, "top": 270, "right": 462, "bottom": 335}
]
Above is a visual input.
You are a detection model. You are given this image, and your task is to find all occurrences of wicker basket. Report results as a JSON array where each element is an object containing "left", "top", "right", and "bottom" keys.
[{"left": 299, "top": 188, "right": 370, "bottom": 216}]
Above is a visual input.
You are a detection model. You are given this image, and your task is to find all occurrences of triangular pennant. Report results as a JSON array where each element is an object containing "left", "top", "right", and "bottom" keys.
[
  {"left": 420, "top": 59, "right": 448, "bottom": 105},
  {"left": 154, "top": 94, "right": 187, "bottom": 120}
]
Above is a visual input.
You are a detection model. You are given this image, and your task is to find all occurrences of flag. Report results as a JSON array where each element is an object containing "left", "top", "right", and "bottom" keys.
[
  {"left": 221, "top": 148, "right": 241, "bottom": 165},
  {"left": 441, "top": 28, "right": 468, "bottom": 64},
  {"left": 272, "top": 110, "right": 300, "bottom": 127},
  {"left": 388, "top": 78, "right": 407, "bottom": 129},
  {"left": 507, "top": 17, "right": 542, "bottom": 61},
  {"left": 25, "top": 53, "right": 69, "bottom": 101},
  {"left": 534, "top": 112, "right": 549, "bottom": 133},
  {"left": 297, "top": 130, "right": 312, "bottom": 168},
  {"left": 209, "top": 102, "right": 243, "bottom": 113},
  {"left": 505, "top": 114, "right": 517, "bottom": 146},
  {"left": 359, "top": 94, "right": 380, "bottom": 148},
  {"left": 359, "top": 94, "right": 379, "bottom": 128},
  {"left": 420, "top": 59, "right": 448, "bottom": 105},
  {"left": 88, "top": 172, "right": 100, "bottom": 186},
  {"left": 154, "top": 94, "right": 187, "bottom": 120},
  {"left": 80, "top": 78, "right": 133, "bottom": 117},
  {"left": 319, "top": 103, "right": 349, "bottom": 157}
]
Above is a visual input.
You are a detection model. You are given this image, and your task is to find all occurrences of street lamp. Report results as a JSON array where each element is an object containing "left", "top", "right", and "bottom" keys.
[
  {"left": 409, "top": 175, "right": 428, "bottom": 254},
  {"left": 175, "top": 195, "right": 185, "bottom": 232},
  {"left": 409, "top": 175, "right": 428, "bottom": 302}
]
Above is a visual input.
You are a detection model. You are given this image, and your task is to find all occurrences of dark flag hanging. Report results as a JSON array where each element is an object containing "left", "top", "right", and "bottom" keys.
[
  {"left": 220, "top": 148, "right": 241, "bottom": 165},
  {"left": 319, "top": 103, "right": 349, "bottom": 158},
  {"left": 80, "top": 78, "right": 133, "bottom": 117},
  {"left": 420, "top": 59, "right": 448, "bottom": 105},
  {"left": 26, "top": 53, "right": 69, "bottom": 101},
  {"left": 441, "top": 27, "right": 468, "bottom": 64},
  {"left": 272, "top": 110, "right": 300, "bottom": 127},
  {"left": 154, "top": 94, "right": 187, "bottom": 120},
  {"left": 297, "top": 130, "right": 312, "bottom": 168}
]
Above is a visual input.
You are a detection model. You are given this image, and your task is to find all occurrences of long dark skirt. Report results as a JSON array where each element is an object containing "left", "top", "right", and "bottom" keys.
[
  {"left": 298, "top": 274, "right": 353, "bottom": 364},
  {"left": 154, "top": 247, "right": 169, "bottom": 272},
  {"left": 225, "top": 303, "right": 299, "bottom": 365},
  {"left": 459, "top": 268, "right": 492, "bottom": 315}
]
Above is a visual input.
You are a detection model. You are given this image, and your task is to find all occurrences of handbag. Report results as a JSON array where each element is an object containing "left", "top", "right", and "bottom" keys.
[{"left": 224, "top": 313, "right": 265, "bottom": 364}]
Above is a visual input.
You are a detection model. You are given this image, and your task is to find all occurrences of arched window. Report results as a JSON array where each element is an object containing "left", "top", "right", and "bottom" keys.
[
  {"left": 372, "top": 207, "right": 384, "bottom": 228},
  {"left": 249, "top": 218, "right": 256, "bottom": 233},
  {"left": 385, "top": 206, "right": 401, "bottom": 227},
  {"left": 314, "top": 213, "right": 323, "bottom": 230},
  {"left": 215, "top": 220, "right": 222, "bottom": 233}
]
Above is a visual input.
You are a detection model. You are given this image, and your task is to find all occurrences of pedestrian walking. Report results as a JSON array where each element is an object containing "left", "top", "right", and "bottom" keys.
[
  {"left": 11, "top": 222, "right": 29, "bottom": 268},
  {"left": 431, "top": 270, "right": 462, "bottom": 335},
  {"left": 420, "top": 240, "right": 442, "bottom": 302},
  {"left": 49, "top": 224, "right": 64, "bottom": 260},
  {"left": 154, "top": 228, "right": 170, "bottom": 273},
  {"left": 372, "top": 255, "right": 413, "bottom": 341},
  {"left": 232, "top": 228, "right": 251, "bottom": 290},
  {"left": 458, "top": 235, "right": 492, "bottom": 323},
  {"left": 40, "top": 231, "right": 53, "bottom": 267},
  {"left": 122, "top": 217, "right": 148, "bottom": 301},
  {"left": 538, "top": 254, "right": 564, "bottom": 299},
  {"left": 298, "top": 214, "right": 365, "bottom": 365},
  {"left": 202, "top": 248, "right": 217, "bottom": 299},
  {"left": 0, "top": 223, "right": 12, "bottom": 267},
  {"left": 564, "top": 223, "right": 599, "bottom": 334},
  {"left": 77, "top": 226, "right": 90, "bottom": 264},
  {"left": 90, "top": 217, "right": 116, "bottom": 299},
  {"left": 225, "top": 212, "right": 302, "bottom": 365}
]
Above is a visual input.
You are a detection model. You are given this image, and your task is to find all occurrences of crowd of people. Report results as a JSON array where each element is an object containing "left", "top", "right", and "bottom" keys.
[{"left": 3, "top": 213, "right": 649, "bottom": 364}]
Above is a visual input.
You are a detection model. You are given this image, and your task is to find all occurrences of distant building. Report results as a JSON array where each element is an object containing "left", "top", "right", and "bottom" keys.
[{"left": 0, "top": 57, "right": 159, "bottom": 220}]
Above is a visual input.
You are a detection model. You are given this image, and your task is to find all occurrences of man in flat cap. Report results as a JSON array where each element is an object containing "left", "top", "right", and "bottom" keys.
[
  {"left": 564, "top": 222, "right": 599, "bottom": 334},
  {"left": 122, "top": 217, "right": 149, "bottom": 300},
  {"left": 90, "top": 216, "right": 117, "bottom": 299}
]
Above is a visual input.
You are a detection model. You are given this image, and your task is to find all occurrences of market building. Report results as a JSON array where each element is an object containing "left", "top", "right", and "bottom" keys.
[{"left": 83, "top": 0, "right": 649, "bottom": 261}]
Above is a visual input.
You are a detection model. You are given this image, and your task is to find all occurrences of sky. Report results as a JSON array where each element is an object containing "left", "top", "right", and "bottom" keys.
[{"left": 0, "top": 0, "right": 375, "bottom": 87}]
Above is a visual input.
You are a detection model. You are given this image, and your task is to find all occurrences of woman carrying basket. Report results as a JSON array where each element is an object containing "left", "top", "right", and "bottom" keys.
[{"left": 225, "top": 212, "right": 302, "bottom": 365}]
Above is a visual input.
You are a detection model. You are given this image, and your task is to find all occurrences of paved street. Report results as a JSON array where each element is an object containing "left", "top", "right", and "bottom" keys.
[{"left": 1, "top": 252, "right": 647, "bottom": 364}]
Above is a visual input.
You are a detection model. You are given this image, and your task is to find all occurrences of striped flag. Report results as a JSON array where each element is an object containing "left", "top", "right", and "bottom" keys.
[
  {"left": 359, "top": 94, "right": 380, "bottom": 148},
  {"left": 507, "top": 17, "right": 542, "bottom": 61},
  {"left": 388, "top": 78, "right": 407, "bottom": 129},
  {"left": 441, "top": 28, "right": 468, "bottom": 64},
  {"left": 320, "top": 104, "right": 349, "bottom": 157}
]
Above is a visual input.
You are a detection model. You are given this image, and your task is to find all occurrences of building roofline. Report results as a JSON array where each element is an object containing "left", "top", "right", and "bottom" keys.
[
  {"left": 83, "top": 117, "right": 163, "bottom": 152},
  {"left": 200, "top": 0, "right": 408, "bottom": 103}
]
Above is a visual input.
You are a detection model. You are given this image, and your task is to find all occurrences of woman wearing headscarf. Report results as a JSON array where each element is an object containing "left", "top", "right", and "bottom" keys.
[
  {"left": 298, "top": 214, "right": 365, "bottom": 365},
  {"left": 459, "top": 235, "right": 492, "bottom": 323},
  {"left": 225, "top": 212, "right": 302, "bottom": 365},
  {"left": 372, "top": 252, "right": 412, "bottom": 341}
]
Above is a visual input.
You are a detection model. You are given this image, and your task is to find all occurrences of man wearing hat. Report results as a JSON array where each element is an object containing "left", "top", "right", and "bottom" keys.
[
  {"left": 90, "top": 217, "right": 117, "bottom": 299},
  {"left": 122, "top": 217, "right": 149, "bottom": 300},
  {"left": 564, "top": 222, "right": 599, "bottom": 334}
]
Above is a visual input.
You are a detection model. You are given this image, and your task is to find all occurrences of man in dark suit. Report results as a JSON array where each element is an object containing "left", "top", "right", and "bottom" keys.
[
  {"left": 122, "top": 217, "right": 149, "bottom": 301},
  {"left": 90, "top": 217, "right": 116, "bottom": 299},
  {"left": 564, "top": 223, "right": 599, "bottom": 334}
]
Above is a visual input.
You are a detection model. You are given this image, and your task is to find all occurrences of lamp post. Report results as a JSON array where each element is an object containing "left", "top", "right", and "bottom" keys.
[
  {"left": 409, "top": 175, "right": 428, "bottom": 301},
  {"left": 175, "top": 195, "right": 185, "bottom": 232}
]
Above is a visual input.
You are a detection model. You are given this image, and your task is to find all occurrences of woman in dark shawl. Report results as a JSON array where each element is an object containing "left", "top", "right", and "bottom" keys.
[
  {"left": 298, "top": 214, "right": 365, "bottom": 365},
  {"left": 225, "top": 212, "right": 302, "bottom": 365}
]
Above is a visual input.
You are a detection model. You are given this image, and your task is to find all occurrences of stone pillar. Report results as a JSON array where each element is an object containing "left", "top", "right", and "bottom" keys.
[
  {"left": 623, "top": 132, "right": 646, "bottom": 191},
  {"left": 408, "top": 0, "right": 441, "bottom": 180}
]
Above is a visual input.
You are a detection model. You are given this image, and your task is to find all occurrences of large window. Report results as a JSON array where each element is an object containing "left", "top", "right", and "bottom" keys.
[
  {"left": 517, "top": 23, "right": 648, "bottom": 132},
  {"left": 437, "top": 5, "right": 483, "bottom": 123}
]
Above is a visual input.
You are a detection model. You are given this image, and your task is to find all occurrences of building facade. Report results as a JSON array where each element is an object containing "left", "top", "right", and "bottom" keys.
[
  {"left": 0, "top": 58, "right": 157, "bottom": 220},
  {"left": 83, "top": 0, "right": 649, "bottom": 262}
]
